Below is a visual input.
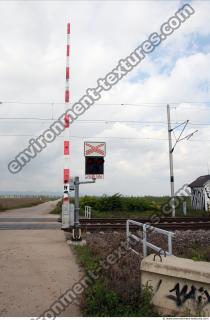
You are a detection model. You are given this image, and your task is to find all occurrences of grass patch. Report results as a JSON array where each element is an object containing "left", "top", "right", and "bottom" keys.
[
  {"left": 81, "top": 208, "right": 210, "bottom": 219},
  {"left": 89, "top": 209, "right": 154, "bottom": 218},
  {"left": 83, "top": 280, "right": 156, "bottom": 317},
  {"left": 54, "top": 194, "right": 210, "bottom": 219},
  {"left": 74, "top": 245, "right": 99, "bottom": 271},
  {"left": 0, "top": 197, "right": 54, "bottom": 211},
  {"left": 74, "top": 244, "right": 159, "bottom": 316},
  {"left": 80, "top": 194, "right": 210, "bottom": 218},
  {"left": 50, "top": 200, "right": 62, "bottom": 215},
  {"left": 180, "top": 245, "right": 210, "bottom": 262}
]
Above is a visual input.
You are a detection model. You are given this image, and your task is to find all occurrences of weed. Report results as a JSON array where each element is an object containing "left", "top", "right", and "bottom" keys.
[
  {"left": 79, "top": 194, "right": 209, "bottom": 218},
  {"left": 74, "top": 244, "right": 159, "bottom": 316},
  {"left": 181, "top": 245, "right": 210, "bottom": 262},
  {"left": 74, "top": 245, "right": 99, "bottom": 271},
  {"left": 0, "top": 197, "right": 53, "bottom": 211},
  {"left": 50, "top": 200, "right": 62, "bottom": 215}
]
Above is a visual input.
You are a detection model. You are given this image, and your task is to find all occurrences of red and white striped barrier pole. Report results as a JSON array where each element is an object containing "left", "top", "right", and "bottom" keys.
[{"left": 63, "top": 23, "right": 70, "bottom": 204}]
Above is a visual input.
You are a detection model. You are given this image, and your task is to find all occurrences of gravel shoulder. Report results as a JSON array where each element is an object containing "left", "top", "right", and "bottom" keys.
[{"left": 0, "top": 201, "right": 82, "bottom": 316}]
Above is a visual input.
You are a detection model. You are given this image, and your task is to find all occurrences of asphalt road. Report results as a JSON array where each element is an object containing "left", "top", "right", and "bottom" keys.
[
  {"left": 0, "top": 200, "right": 82, "bottom": 316},
  {"left": 0, "top": 200, "right": 61, "bottom": 230}
]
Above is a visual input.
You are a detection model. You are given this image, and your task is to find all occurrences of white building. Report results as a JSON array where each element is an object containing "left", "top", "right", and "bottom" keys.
[{"left": 189, "top": 175, "right": 210, "bottom": 211}]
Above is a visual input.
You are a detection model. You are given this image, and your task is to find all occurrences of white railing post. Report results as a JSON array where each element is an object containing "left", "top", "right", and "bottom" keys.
[
  {"left": 126, "top": 220, "right": 130, "bottom": 247},
  {"left": 143, "top": 224, "right": 147, "bottom": 257},
  {"left": 183, "top": 201, "right": 187, "bottom": 216},
  {"left": 85, "top": 206, "right": 91, "bottom": 219},
  {"left": 168, "top": 232, "right": 172, "bottom": 255},
  {"left": 126, "top": 219, "right": 174, "bottom": 257}
]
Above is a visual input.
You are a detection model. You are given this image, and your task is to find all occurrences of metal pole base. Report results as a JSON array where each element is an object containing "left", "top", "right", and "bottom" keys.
[{"left": 72, "top": 227, "right": 82, "bottom": 241}]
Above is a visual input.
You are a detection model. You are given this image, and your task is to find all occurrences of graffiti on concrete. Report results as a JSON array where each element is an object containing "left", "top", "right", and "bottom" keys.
[
  {"left": 167, "top": 283, "right": 210, "bottom": 307},
  {"left": 167, "top": 283, "right": 196, "bottom": 306},
  {"left": 198, "top": 287, "right": 210, "bottom": 304},
  {"left": 155, "top": 279, "right": 162, "bottom": 292}
]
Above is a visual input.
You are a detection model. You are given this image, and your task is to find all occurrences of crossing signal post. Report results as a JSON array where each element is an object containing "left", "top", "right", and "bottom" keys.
[
  {"left": 85, "top": 157, "right": 104, "bottom": 175},
  {"left": 61, "top": 142, "right": 106, "bottom": 240},
  {"left": 84, "top": 142, "right": 106, "bottom": 179}
]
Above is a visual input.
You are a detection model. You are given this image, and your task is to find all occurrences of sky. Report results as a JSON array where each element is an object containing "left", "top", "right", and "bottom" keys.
[{"left": 0, "top": 0, "right": 210, "bottom": 196}]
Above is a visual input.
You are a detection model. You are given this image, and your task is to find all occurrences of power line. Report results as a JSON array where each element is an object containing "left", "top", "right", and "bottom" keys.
[
  {"left": 0, "top": 101, "right": 166, "bottom": 106},
  {"left": 0, "top": 134, "right": 166, "bottom": 139},
  {"left": 1, "top": 100, "right": 210, "bottom": 107},
  {"left": 0, "top": 117, "right": 210, "bottom": 126},
  {"left": 0, "top": 134, "right": 209, "bottom": 142}
]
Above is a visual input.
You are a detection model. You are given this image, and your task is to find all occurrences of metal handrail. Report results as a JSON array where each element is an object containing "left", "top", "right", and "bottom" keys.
[
  {"left": 126, "top": 219, "right": 174, "bottom": 257},
  {"left": 85, "top": 206, "right": 91, "bottom": 219}
]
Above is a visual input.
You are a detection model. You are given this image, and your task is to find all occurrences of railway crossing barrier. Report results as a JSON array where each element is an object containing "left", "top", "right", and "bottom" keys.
[
  {"left": 62, "top": 176, "right": 95, "bottom": 240},
  {"left": 126, "top": 219, "right": 174, "bottom": 257},
  {"left": 62, "top": 203, "right": 74, "bottom": 229},
  {"left": 85, "top": 206, "right": 91, "bottom": 219}
]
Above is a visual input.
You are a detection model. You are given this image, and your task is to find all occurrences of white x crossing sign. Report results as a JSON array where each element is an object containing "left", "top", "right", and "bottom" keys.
[{"left": 84, "top": 142, "right": 106, "bottom": 157}]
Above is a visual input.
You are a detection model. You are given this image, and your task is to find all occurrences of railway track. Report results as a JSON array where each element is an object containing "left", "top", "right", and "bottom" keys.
[
  {"left": 80, "top": 216, "right": 210, "bottom": 223},
  {"left": 61, "top": 216, "right": 210, "bottom": 232}
]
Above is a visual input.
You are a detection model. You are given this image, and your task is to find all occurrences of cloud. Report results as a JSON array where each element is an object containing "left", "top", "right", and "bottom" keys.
[{"left": 0, "top": 0, "right": 209, "bottom": 195}]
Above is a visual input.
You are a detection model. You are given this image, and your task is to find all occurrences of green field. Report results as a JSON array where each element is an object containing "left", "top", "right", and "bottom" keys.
[
  {"left": 79, "top": 193, "right": 208, "bottom": 218},
  {"left": 54, "top": 193, "right": 209, "bottom": 218},
  {"left": 0, "top": 196, "right": 57, "bottom": 211}
]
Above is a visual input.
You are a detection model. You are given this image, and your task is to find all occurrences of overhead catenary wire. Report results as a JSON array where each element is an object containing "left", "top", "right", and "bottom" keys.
[
  {"left": 1, "top": 100, "right": 210, "bottom": 108},
  {"left": 1, "top": 100, "right": 210, "bottom": 104},
  {"left": 0, "top": 134, "right": 209, "bottom": 142},
  {"left": 0, "top": 99, "right": 209, "bottom": 144},
  {"left": 0, "top": 117, "right": 209, "bottom": 126}
]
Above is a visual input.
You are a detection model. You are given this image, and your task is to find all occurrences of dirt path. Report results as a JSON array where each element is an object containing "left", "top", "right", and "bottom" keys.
[
  {"left": 0, "top": 199, "right": 61, "bottom": 218},
  {"left": 0, "top": 201, "right": 82, "bottom": 316}
]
